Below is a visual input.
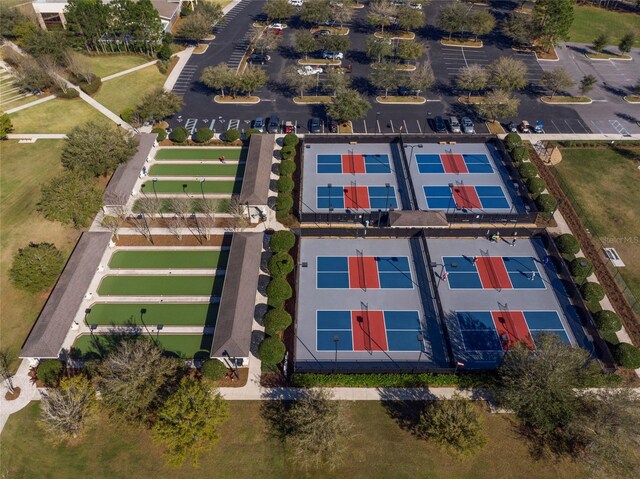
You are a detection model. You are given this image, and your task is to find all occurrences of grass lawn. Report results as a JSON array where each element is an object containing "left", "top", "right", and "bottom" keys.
[
  {"left": 97, "top": 275, "right": 224, "bottom": 296},
  {"left": 108, "top": 250, "right": 229, "bottom": 269},
  {"left": 148, "top": 163, "right": 244, "bottom": 177},
  {"left": 8, "top": 98, "right": 110, "bottom": 134},
  {"left": 86, "top": 302, "right": 218, "bottom": 326},
  {"left": 570, "top": 6, "right": 640, "bottom": 46},
  {"left": 553, "top": 147, "right": 640, "bottom": 299},
  {"left": 0, "top": 140, "right": 80, "bottom": 365},
  {"left": 73, "top": 333, "right": 213, "bottom": 359},
  {"left": 93, "top": 64, "right": 166, "bottom": 116},
  {"left": 81, "top": 54, "right": 151, "bottom": 79},
  {"left": 132, "top": 197, "right": 229, "bottom": 213},
  {"left": 155, "top": 148, "right": 246, "bottom": 160},
  {"left": 140, "top": 179, "right": 242, "bottom": 194},
  {"left": 0, "top": 401, "right": 585, "bottom": 479}
]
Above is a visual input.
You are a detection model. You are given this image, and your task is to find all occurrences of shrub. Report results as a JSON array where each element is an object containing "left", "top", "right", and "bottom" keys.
[
  {"left": 264, "top": 308, "right": 293, "bottom": 335},
  {"left": 276, "top": 194, "right": 294, "bottom": 213},
  {"left": 269, "top": 230, "right": 296, "bottom": 253},
  {"left": 518, "top": 162, "right": 539, "bottom": 180},
  {"left": 280, "top": 145, "right": 296, "bottom": 160},
  {"left": 612, "top": 343, "right": 640, "bottom": 369},
  {"left": 158, "top": 43, "right": 173, "bottom": 61},
  {"left": 201, "top": 359, "right": 228, "bottom": 381},
  {"left": 55, "top": 88, "right": 80, "bottom": 99},
  {"left": 594, "top": 310, "right": 622, "bottom": 332},
  {"left": 525, "top": 177, "right": 546, "bottom": 197},
  {"left": 581, "top": 282, "right": 605, "bottom": 303},
  {"left": 120, "top": 107, "right": 136, "bottom": 124},
  {"left": 151, "top": 127, "right": 167, "bottom": 141},
  {"left": 266, "top": 277, "right": 293, "bottom": 302},
  {"left": 10, "top": 242, "right": 64, "bottom": 293},
  {"left": 37, "top": 359, "right": 63, "bottom": 386},
  {"left": 504, "top": 132, "right": 522, "bottom": 151},
  {"left": 268, "top": 296, "right": 285, "bottom": 308},
  {"left": 277, "top": 176, "right": 294, "bottom": 193},
  {"left": 170, "top": 127, "right": 188, "bottom": 143},
  {"left": 569, "top": 258, "right": 593, "bottom": 278},
  {"left": 282, "top": 133, "right": 299, "bottom": 147},
  {"left": 224, "top": 129, "right": 240, "bottom": 142},
  {"left": 511, "top": 145, "right": 529, "bottom": 164},
  {"left": 268, "top": 252, "right": 294, "bottom": 278},
  {"left": 556, "top": 234, "right": 580, "bottom": 255},
  {"left": 193, "top": 127, "right": 213, "bottom": 143},
  {"left": 156, "top": 60, "right": 170, "bottom": 74},
  {"left": 279, "top": 160, "right": 297, "bottom": 176},
  {"left": 535, "top": 194, "right": 557, "bottom": 217},
  {"left": 245, "top": 128, "right": 260, "bottom": 139},
  {"left": 79, "top": 77, "right": 102, "bottom": 95},
  {"left": 258, "top": 336, "right": 286, "bottom": 366}
]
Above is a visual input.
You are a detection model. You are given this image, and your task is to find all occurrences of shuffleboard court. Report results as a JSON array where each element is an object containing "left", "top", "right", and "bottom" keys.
[
  {"left": 73, "top": 334, "right": 213, "bottom": 359},
  {"left": 140, "top": 180, "right": 242, "bottom": 194},
  {"left": 155, "top": 148, "right": 246, "bottom": 161},
  {"left": 148, "top": 163, "right": 244, "bottom": 177},
  {"left": 97, "top": 275, "right": 224, "bottom": 296},
  {"left": 87, "top": 303, "right": 219, "bottom": 326},
  {"left": 108, "top": 250, "right": 229, "bottom": 269}
]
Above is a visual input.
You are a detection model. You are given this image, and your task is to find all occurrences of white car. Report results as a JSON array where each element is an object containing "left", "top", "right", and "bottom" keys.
[
  {"left": 322, "top": 51, "right": 344, "bottom": 60},
  {"left": 289, "top": 0, "right": 303, "bottom": 6},
  {"left": 409, "top": 2, "right": 423, "bottom": 10},
  {"left": 268, "top": 23, "right": 286, "bottom": 30},
  {"left": 297, "top": 65, "right": 323, "bottom": 76}
]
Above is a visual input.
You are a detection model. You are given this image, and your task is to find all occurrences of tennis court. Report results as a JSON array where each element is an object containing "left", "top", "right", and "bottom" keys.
[
  {"left": 97, "top": 275, "right": 225, "bottom": 296},
  {"left": 316, "top": 255, "right": 414, "bottom": 289},
  {"left": 316, "top": 185, "right": 399, "bottom": 210},
  {"left": 108, "top": 250, "right": 229, "bottom": 269},
  {"left": 73, "top": 333, "right": 213, "bottom": 359},
  {"left": 415, "top": 153, "right": 493, "bottom": 174},
  {"left": 140, "top": 179, "right": 242, "bottom": 194},
  {"left": 424, "top": 185, "right": 510, "bottom": 210},
  {"left": 317, "top": 153, "right": 392, "bottom": 174},
  {"left": 86, "top": 303, "right": 219, "bottom": 326},
  {"left": 443, "top": 255, "right": 545, "bottom": 290},
  {"left": 155, "top": 148, "right": 246, "bottom": 161},
  {"left": 148, "top": 163, "right": 244, "bottom": 177}
]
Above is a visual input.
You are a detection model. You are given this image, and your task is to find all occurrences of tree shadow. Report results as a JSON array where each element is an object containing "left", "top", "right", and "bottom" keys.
[{"left": 378, "top": 388, "right": 436, "bottom": 437}]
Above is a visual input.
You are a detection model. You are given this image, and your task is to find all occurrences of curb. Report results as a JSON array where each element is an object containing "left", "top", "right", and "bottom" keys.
[
  {"left": 585, "top": 53, "right": 632, "bottom": 61},
  {"left": 214, "top": 96, "right": 261, "bottom": 104},
  {"left": 441, "top": 39, "right": 483, "bottom": 48},
  {"left": 540, "top": 96, "right": 593, "bottom": 105},
  {"left": 375, "top": 96, "right": 426, "bottom": 104}
]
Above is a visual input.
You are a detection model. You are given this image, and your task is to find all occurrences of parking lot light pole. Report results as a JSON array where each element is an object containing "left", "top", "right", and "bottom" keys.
[{"left": 407, "top": 143, "right": 423, "bottom": 167}]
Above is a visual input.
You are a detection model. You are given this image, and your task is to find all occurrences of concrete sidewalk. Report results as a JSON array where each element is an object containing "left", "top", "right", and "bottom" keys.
[
  {"left": 4, "top": 95, "right": 55, "bottom": 114},
  {"left": 102, "top": 59, "right": 159, "bottom": 82},
  {"left": 6, "top": 133, "right": 67, "bottom": 140},
  {"left": 163, "top": 47, "right": 195, "bottom": 92}
]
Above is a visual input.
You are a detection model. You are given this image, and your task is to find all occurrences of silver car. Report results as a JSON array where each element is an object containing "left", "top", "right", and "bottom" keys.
[
  {"left": 461, "top": 117, "right": 475, "bottom": 134},
  {"left": 449, "top": 116, "right": 461, "bottom": 133}
]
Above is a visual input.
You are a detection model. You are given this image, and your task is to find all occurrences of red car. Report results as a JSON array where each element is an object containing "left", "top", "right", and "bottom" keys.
[{"left": 283, "top": 121, "right": 295, "bottom": 134}]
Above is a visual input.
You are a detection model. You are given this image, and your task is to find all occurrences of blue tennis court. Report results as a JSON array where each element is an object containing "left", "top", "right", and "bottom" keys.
[
  {"left": 414, "top": 153, "right": 494, "bottom": 174},
  {"left": 317, "top": 155, "right": 343, "bottom": 173},
  {"left": 463, "top": 154, "right": 493, "bottom": 173},
  {"left": 316, "top": 185, "right": 398, "bottom": 210},
  {"left": 316, "top": 154, "right": 391, "bottom": 174},
  {"left": 316, "top": 255, "right": 413, "bottom": 289},
  {"left": 442, "top": 256, "right": 545, "bottom": 290}
]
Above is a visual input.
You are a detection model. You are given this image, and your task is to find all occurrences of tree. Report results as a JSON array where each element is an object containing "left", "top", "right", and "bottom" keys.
[
  {"left": 269, "top": 230, "right": 296, "bottom": 253},
  {"left": 264, "top": 308, "right": 293, "bottom": 335},
  {"left": 579, "top": 74, "right": 597, "bottom": 96},
  {"left": 437, "top": 2, "right": 468, "bottom": 40},
  {"left": 371, "top": 61, "right": 400, "bottom": 97},
  {"left": 238, "top": 65, "right": 267, "bottom": 96},
  {"left": 285, "top": 66, "right": 316, "bottom": 97},
  {"left": 324, "top": 69, "right": 350, "bottom": 96},
  {"left": 254, "top": 28, "right": 281, "bottom": 54},
  {"left": 502, "top": 12, "right": 536, "bottom": 46},
  {"left": 135, "top": 88, "right": 183, "bottom": 123},
  {"left": 64, "top": 0, "right": 110, "bottom": 52},
  {"left": 409, "top": 62, "right": 435, "bottom": 95},
  {"left": 330, "top": 3, "right": 354, "bottom": 28},
  {"left": 417, "top": 394, "right": 486, "bottom": 454},
  {"left": 0, "top": 349, "right": 16, "bottom": 394},
  {"left": 0, "top": 112, "right": 13, "bottom": 140},
  {"left": 61, "top": 122, "right": 138, "bottom": 177},
  {"left": 469, "top": 10, "right": 496, "bottom": 41},
  {"left": 10, "top": 242, "right": 64, "bottom": 293},
  {"left": 475, "top": 89, "right": 520, "bottom": 121},
  {"left": 177, "top": 13, "right": 211, "bottom": 43},
  {"left": 96, "top": 339, "right": 180, "bottom": 423},
  {"left": 365, "top": 36, "right": 393, "bottom": 63},
  {"left": 489, "top": 56, "right": 528, "bottom": 91},
  {"left": 263, "top": 0, "right": 295, "bottom": 22},
  {"left": 592, "top": 32, "right": 608, "bottom": 52},
  {"left": 13, "top": 57, "right": 53, "bottom": 92},
  {"left": 294, "top": 30, "right": 316, "bottom": 59},
  {"left": 532, "top": 0, "right": 576, "bottom": 51},
  {"left": 39, "top": 173, "right": 103, "bottom": 228},
  {"left": 200, "top": 64, "right": 234, "bottom": 97},
  {"left": 0, "top": 3, "right": 31, "bottom": 39},
  {"left": 268, "top": 252, "right": 295, "bottom": 277},
  {"left": 201, "top": 359, "right": 228, "bottom": 381},
  {"left": 457, "top": 64, "right": 489, "bottom": 99},
  {"left": 541, "top": 68, "right": 575, "bottom": 97},
  {"left": 327, "top": 88, "right": 371, "bottom": 122},
  {"left": 40, "top": 375, "right": 98, "bottom": 441},
  {"left": 319, "top": 34, "right": 349, "bottom": 53},
  {"left": 396, "top": 6, "right": 424, "bottom": 32},
  {"left": 368, "top": 0, "right": 396, "bottom": 33},
  {"left": 222, "top": 195, "right": 250, "bottom": 230},
  {"left": 193, "top": 0, "right": 222, "bottom": 25},
  {"left": 64, "top": 50, "right": 95, "bottom": 84},
  {"left": 300, "top": 0, "right": 332, "bottom": 26},
  {"left": 618, "top": 32, "right": 635, "bottom": 54},
  {"left": 194, "top": 198, "right": 217, "bottom": 240},
  {"left": 153, "top": 376, "right": 228, "bottom": 466},
  {"left": 396, "top": 40, "right": 425, "bottom": 63}
]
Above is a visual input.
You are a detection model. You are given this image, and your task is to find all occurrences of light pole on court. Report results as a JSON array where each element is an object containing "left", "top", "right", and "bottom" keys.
[
  {"left": 333, "top": 335, "right": 340, "bottom": 372},
  {"left": 152, "top": 177, "right": 162, "bottom": 218},
  {"left": 199, "top": 178, "right": 206, "bottom": 200}
]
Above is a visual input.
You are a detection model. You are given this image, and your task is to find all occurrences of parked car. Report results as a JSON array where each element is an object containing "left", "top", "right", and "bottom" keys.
[
  {"left": 309, "top": 117, "right": 322, "bottom": 133},
  {"left": 519, "top": 120, "right": 531, "bottom": 133},
  {"left": 409, "top": 2, "right": 423, "bottom": 9},
  {"left": 534, "top": 121, "right": 544, "bottom": 133},
  {"left": 507, "top": 121, "right": 518, "bottom": 133},
  {"left": 248, "top": 53, "right": 271, "bottom": 65},
  {"left": 283, "top": 121, "right": 295, "bottom": 134},
  {"left": 461, "top": 117, "right": 475, "bottom": 134},
  {"left": 253, "top": 117, "right": 265, "bottom": 133},
  {"left": 268, "top": 23, "right": 286, "bottom": 30},
  {"left": 449, "top": 116, "right": 461, "bottom": 133},
  {"left": 297, "top": 65, "right": 323, "bottom": 76},
  {"left": 398, "top": 86, "right": 415, "bottom": 96},
  {"left": 322, "top": 51, "right": 344, "bottom": 60},
  {"left": 267, "top": 115, "right": 280, "bottom": 134},
  {"left": 289, "top": 0, "right": 303, "bottom": 6},
  {"left": 434, "top": 116, "right": 447, "bottom": 133},
  {"left": 314, "top": 29, "right": 332, "bottom": 37}
]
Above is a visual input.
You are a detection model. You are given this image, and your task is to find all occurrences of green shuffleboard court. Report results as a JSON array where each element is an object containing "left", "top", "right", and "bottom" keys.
[
  {"left": 141, "top": 180, "right": 241, "bottom": 194},
  {"left": 97, "top": 275, "right": 224, "bottom": 296},
  {"left": 155, "top": 148, "right": 246, "bottom": 161},
  {"left": 108, "top": 250, "right": 229, "bottom": 269},
  {"left": 86, "top": 303, "right": 219, "bottom": 326},
  {"left": 73, "top": 334, "right": 213, "bottom": 359},
  {"left": 148, "top": 163, "right": 244, "bottom": 177}
]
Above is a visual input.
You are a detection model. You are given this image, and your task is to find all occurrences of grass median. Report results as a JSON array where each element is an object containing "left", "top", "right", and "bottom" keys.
[
  {"left": 148, "top": 163, "right": 244, "bottom": 177},
  {"left": 72, "top": 333, "right": 213, "bottom": 359},
  {"left": 108, "top": 250, "right": 229, "bottom": 269},
  {"left": 97, "top": 275, "right": 225, "bottom": 296},
  {"left": 86, "top": 302, "right": 219, "bottom": 326},
  {"left": 140, "top": 179, "right": 242, "bottom": 194}
]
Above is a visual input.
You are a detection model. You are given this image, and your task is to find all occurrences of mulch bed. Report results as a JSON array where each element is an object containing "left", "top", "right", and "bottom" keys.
[
  {"left": 115, "top": 234, "right": 233, "bottom": 247},
  {"left": 4, "top": 387, "right": 21, "bottom": 401},
  {"left": 211, "top": 367, "right": 249, "bottom": 388}
]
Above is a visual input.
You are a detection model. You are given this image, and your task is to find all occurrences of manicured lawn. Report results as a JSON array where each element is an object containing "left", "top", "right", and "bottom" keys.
[
  {"left": 0, "top": 140, "right": 80, "bottom": 365},
  {"left": 86, "top": 302, "right": 219, "bottom": 326},
  {"left": 93, "top": 64, "right": 166, "bottom": 116},
  {"left": 97, "top": 275, "right": 225, "bottom": 296},
  {"left": 8, "top": 98, "right": 110, "bottom": 133},
  {"left": 148, "top": 163, "right": 244, "bottom": 177},
  {"left": 155, "top": 148, "right": 246, "bottom": 160},
  {"left": 73, "top": 333, "right": 213, "bottom": 359},
  {"left": 1, "top": 401, "right": 585, "bottom": 479},
  {"left": 553, "top": 147, "right": 640, "bottom": 299},
  {"left": 81, "top": 54, "right": 151, "bottom": 79},
  {"left": 132, "top": 197, "right": 229, "bottom": 213},
  {"left": 140, "top": 179, "right": 242, "bottom": 194},
  {"left": 108, "top": 250, "right": 229, "bottom": 269},
  {"left": 570, "top": 6, "right": 640, "bottom": 46}
]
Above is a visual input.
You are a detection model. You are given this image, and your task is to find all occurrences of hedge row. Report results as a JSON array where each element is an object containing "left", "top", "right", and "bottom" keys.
[
  {"left": 258, "top": 336, "right": 286, "bottom": 366},
  {"left": 269, "top": 230, "right": 295, "bottom": 253},
  {"left": 268, "top": 252, "right": 294, "bottom": 278},
  {"left": 291, "top": 372, "right": 493, "bottom": 388},
  {"left": 275, "top": 139, "right": 297, "bottom": 223}
]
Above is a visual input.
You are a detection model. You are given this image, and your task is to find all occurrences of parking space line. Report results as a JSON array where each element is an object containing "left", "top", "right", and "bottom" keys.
[
  {"left": 376, "top": 119, "right": 381, "bottom": 133},
  {"left": 403, "top": 120, "right": 409, "bottom": 133},
  {"left": 416, "top": 120, "right": 422, "bottom": 134},
  {"left": 363, "top": 120, "right": 367, "bottom": 134},
  {"left": 389, "top": 120, "right": 395, "bottom": 133},
  {"left": 563, "top": 120, "right": 576, "bottom": 133}
]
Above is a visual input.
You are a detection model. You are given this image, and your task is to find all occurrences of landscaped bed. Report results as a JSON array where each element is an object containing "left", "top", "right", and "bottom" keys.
[
  {"left": 155, "top": 148, "right": 246, "bottom": 160},
  {"left": 140, "top": 179, "right": 242, "bottom": 194},
  {"left": 72, "top": 333, "right": 213, "bottom": 359},
  {"left": 86, "top": 303, "right": 219, "bottom": 326},
  {"left": 97, "top": 275, "right": 225, "bottom": 296},
  {"left": 148, "top": 163, "right": 244, "bottom": 177},
  {"left": 108, "top": 250, "right": 229, "bottom": 269}
]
